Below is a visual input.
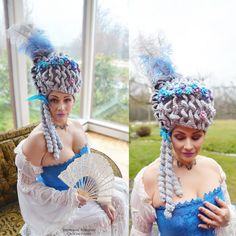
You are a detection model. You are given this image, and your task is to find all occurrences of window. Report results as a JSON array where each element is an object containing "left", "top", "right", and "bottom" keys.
[
  {"left": 0, "top": 0, "right": 14, "bottom": 132},
  {"left": 92, "top": 0, "right": 129, "bottom": 125},
  {"left": 23, "top": 0, "right": 84, "bottom": 122}
]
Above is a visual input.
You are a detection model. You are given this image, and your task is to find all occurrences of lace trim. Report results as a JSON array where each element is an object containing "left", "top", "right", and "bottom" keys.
[
  {"left": 157, "top": 186, "right": 222, "bottom": 209},
  {"left": 132, "top": 210, "right": 152, "bottom": 234}
]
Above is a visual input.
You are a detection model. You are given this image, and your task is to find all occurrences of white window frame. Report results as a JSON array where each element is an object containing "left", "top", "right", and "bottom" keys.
[
  {"left": 4, "top": 0, "right": 29, "bottom": 127},
  {"left": 4, "top": 0, "right": 128, "bottom": 141}
]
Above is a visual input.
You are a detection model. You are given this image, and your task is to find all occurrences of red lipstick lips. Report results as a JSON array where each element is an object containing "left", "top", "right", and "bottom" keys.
[
  {"left": 57, "top": 113, "right": 65, "bottom": 117},
  {"left": 183, "top": 152, "right": 194, "bottom": 158}
]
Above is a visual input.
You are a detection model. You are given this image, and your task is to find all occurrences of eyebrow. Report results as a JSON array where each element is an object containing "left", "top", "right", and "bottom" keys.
[
  {"left": 173, "top": 130, "right": 202, "bottom": 135},
  {"left": 49, "top": 95, "right": 72, "bottom": 99}
]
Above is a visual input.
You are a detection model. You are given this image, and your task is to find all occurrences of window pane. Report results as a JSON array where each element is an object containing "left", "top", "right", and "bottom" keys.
[
  {"left": 0, "top": 0, "right": 14, "bottom": 132},
  {"left": 23, "top": 0, "right": 84, "bottom": 122},
  {"left": 92, "top": 0, "right": 129, "bottom": 125}
]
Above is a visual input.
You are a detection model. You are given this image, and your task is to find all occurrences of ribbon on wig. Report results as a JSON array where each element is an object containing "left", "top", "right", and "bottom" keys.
[
  {"left": 27, "top": 94, "right": 48, "bottom": 104},
  {"left": 160, "top": 127, "right": 172, "bottom": 143}
]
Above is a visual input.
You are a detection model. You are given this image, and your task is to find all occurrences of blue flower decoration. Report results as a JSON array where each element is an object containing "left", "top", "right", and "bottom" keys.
[
  {"left": 185, "top": 86, "right": 193, "bottom": 94},
  {"left": 201, "top": 87, "right": 208, "bottom": 96},
  {"left": 36, "top": 56, "right": 80, "bottom": 73},
  {"left": 155, "top": 81, "right": 211, "bottom": 102},
  {"left": 191, "top": 83, "right": 198, "bottom": 89},
  {"left": 175, "top": 88, "right": 183, "bottom": 96}
]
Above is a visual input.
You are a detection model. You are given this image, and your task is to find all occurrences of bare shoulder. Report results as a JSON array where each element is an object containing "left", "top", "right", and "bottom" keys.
[
  {"left": 143, "top": 159, "right": 160, "bottom": 198},
  {"left": 197, "top": 155, "right": 221, "bottom": 174},
  {"left": 22, "top": 124, "right": 46, "bottom": 166},
  {"left": 70, "top": 119, "right": 87, "bottom": 151},
  {"left": 70, "top": 119, "right": 84, "bottom": 130}
]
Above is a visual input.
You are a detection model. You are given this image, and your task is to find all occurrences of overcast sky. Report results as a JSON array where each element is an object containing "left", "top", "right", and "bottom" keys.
[{"left": 130, "top": 0, "right": 236, "bottom": 86}]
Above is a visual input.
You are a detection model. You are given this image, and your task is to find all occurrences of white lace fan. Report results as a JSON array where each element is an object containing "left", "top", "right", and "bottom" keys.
[{"left": 58, "top": 153, "right": 114, "bottom": 204}]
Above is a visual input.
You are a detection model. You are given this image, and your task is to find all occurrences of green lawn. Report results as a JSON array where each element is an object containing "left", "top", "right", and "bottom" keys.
[{"left": 130, "top": 120, "right": 236, "bottom": 203}]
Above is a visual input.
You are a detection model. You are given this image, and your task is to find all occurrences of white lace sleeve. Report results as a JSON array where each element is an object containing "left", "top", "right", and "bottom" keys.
[
  {"left": 130, "top": 167, "right": 156, "bottom": 236},
  {"left": 215, "top": 164, "right": 236, "bottom": 236},
  {"left": 14, "top": 140, "right": 80, "bottom": 235}
]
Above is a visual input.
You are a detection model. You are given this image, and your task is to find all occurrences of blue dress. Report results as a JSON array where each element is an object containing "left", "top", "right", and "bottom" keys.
[
  {"left": 155, "top": 186, "right": 224, "bottom": 236},
  {"left": 36, "top": 146, "right": 89, "bottom": 190}
]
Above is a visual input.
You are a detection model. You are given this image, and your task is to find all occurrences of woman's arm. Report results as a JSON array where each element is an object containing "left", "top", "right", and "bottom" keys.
[
  {"left": 15, "top": 140, "right": 85, "bottom": 235},
  {"left": 215, "top": 163, "right": 236, "bottom": 236},
  {"left": 15, "top": 140, "right": 81, "bottom": 207},
  {"left": 130, "top": 167, "right": 156, "bottom": 236}
]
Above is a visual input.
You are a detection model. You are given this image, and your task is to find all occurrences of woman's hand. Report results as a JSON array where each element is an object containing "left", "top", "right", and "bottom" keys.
[
  {"left": 76, "top": 189, "right": 89, "bottom": 207},
  {"left": 100, "top": 203, "right": 116, "bottom": 223},
  {"left": 198, "top": 197, "right": 230, "bottom": 229}
]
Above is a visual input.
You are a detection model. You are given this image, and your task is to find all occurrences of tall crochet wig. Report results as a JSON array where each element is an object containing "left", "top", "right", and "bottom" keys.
[
  {"left": 8, "top": 24, "right": 81, "bottom": 160},
  {"left": 141, "top": 55, "right": 216, "bottom": 218}
]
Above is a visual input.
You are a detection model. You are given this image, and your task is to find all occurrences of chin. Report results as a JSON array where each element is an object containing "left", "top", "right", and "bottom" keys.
[{"left": 181, "top": 155, "right": 196, "bottom": 162}]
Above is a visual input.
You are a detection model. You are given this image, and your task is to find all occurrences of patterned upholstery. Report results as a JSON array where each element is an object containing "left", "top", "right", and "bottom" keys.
[
  {"left": 0, "top": 124, "right": 37, "bottom": 209},
  {"left": 0, "top": 123, "right": 122, "bottom": 235},
  {"left": 0, "top": 202, "right": 23, "bottom": 236}
]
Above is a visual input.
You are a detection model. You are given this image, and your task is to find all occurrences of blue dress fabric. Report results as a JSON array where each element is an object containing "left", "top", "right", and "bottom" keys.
[
  {"left": 36, "top": 146, "right": 89, "bottom": 191},
  {"left": 155, "top": 186, "right": 225, "bottom": 236}
]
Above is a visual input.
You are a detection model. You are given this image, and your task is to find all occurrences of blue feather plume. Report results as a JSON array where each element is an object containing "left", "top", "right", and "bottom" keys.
[
  {"left": 140, "top": 55, "right": 176, "bottom": 88},
  {"left": 7, "top": 24, "right": 54, "bottom": 59}
]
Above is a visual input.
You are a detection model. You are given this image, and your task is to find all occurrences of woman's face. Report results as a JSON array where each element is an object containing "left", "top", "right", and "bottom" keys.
[
  {"left": 171, "top": 126, "right": 205, "bottom": 163},
  {"left": 48, "top": 91, "right": 74, "bottom": 123}
]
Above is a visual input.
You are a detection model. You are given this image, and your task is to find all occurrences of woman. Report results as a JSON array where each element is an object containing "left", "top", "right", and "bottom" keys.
[
  {"left": 130, "top": 55, "right": 236, "bottom": 235},
  {"left": 8, "top": 24, "right": 128, "bottom": 236}
]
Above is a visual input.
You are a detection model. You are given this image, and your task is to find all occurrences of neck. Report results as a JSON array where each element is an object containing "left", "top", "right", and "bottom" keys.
[
  {"left": 53, "top": 119, "right": 69, "bottom": 130},
  {"left": 174, "top": 157, "right": 196, "bottom": 170}
]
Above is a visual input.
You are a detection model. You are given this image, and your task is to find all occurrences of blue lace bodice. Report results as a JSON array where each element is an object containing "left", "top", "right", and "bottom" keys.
[
  {"left": 155, "top": 186, "right": 224, "bottom": 236},
  {"left": 36, "top": 146, "right": 89, "bottom": 191}
]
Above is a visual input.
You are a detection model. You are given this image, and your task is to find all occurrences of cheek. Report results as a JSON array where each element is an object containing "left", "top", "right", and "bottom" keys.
[
  {"left": 67, "top": 101, "right": 74, "bottom": 110},
  {"left": 171, "top": 139, "right": 183, "bottom": 152},
  {"left": 48, "top": 105, "right": 55, "bottom": 114},
  {"left": 195, "top": 139, "right": 204, "bottom": 150}
]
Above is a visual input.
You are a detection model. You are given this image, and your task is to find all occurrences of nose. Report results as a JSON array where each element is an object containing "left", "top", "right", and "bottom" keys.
[
  {"left": 57, "top": 101, "right": 65, "bottom": 111},
  {"left": 184, "top": 138, "right": 194, "bottom": 150}
]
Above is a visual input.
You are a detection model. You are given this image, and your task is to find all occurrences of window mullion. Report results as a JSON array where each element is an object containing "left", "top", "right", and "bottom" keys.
[
  {"left": 80, "top": 0, "right": 96, "bottom": 120},
  {"left": 5, "top": 0, "right": 29, "bottom": 128}
]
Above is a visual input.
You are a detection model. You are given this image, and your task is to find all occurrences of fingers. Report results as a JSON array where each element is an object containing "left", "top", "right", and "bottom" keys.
[
  {"left": 107, "top": 208, "right": 115, "bottom": 223},
  {"left": 215, "top": 196, "right": 227, "bottom": 208},
  {"left": 202, "top": 201, "right": 221, "bottom": 215},
  {"left": 109, "top": 206, "right": 116, "bottom": 223},
  {"left": 198, "top": 199, "right": 230, "bottom": 228},
  {"left": 198, "top": 206, "right": 221, "bottom": 222},
  {"left": 77, "top": 193, "right": 88, "bottom": 207},
  {"left": 198, "top": 213, "right": 218, "bottom": 228},
  {"left": 198, "top": 223, "right": 211, "bottom": 230},
  {"left": 101, "top": 204, "right": 116, "bottom": 223}
]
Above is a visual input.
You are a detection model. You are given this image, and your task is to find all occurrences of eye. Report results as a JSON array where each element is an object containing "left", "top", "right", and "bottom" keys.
[
  {"left": 173, "top": 134, "right": 186, "bottom": 140},
  {"left": 64, "top": 98, "right": 72, "bottom": 103},
  {"left": 49, "top": 98, "right": 58, "bottom": 104},
  {"left": 192, "top": 135, "right": 202, "bottom": 141}
]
